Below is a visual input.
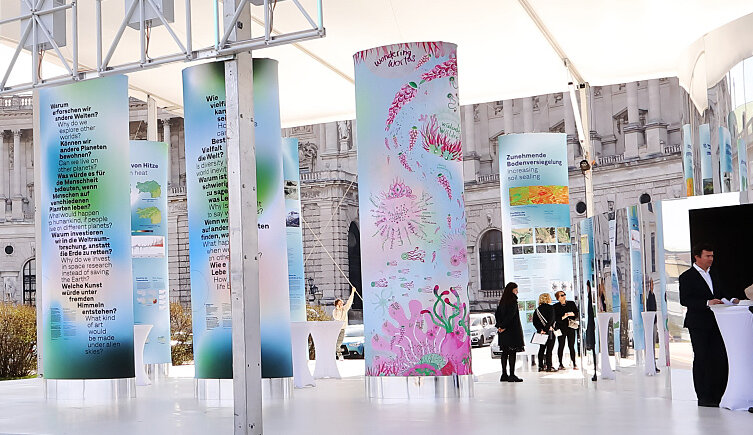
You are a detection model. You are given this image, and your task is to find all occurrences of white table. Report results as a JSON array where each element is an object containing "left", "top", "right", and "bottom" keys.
[
  {"left": 711, "top": 304, "right": 753, "bottom": 411},
  {"left": 596, "top": 313, "right": 619, "bottom": 380},
  {"left": 290, "top": 322, "right": 316, "bottom": 388},
  {"left": 133, "top": 324, "right": 153, "bottom": 386},
  {"left": 308, "top": 321, "right": 344, "bottom": 379}
]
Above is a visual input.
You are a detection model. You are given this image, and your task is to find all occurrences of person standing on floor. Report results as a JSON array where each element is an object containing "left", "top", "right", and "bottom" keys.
[
  {"left": 679, "top": 243, "right": 731, "bottom": 407},
  {"left": 553, "top": 290, "right": 579, "bottom": 370},
  {"left": 332, "top": 286, "right": 356, "bottom": 360},
  {"left": 533, "top": 292, "right": 556, "bottom": 372},
  {"left": 495, "top": 282, "right": 525, "bottom": 383}
]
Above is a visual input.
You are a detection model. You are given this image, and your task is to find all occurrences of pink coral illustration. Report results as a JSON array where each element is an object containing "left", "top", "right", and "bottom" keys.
[
  {"left": 367, "top": 298, "right": 471, "bottom": 376},
  {"left": 371, "top": 180, "right": 434, "bottom": 249},
  {"left": 420, "top": 115, "right": 462, "bottom": 161},
  {"left": 437, "top": 173, "right": 452, "bottom": 199},
  {"left": 398, "top": 152, "right": 413, "bottom": 172},
  {"left": 415, "top": 53, "right": 432, "bottom": 69},
  {"left": 442, "top": 231, "right": 468, "bottom": 267},
  {"left": 408, "top": 126, "right": 418, "bottom": 151},
  {"left": 385, "top": 82, "right": 418, "bottom": 131},
  {"left": 420, "top": 55, "right": 457, "bottom": 83}
]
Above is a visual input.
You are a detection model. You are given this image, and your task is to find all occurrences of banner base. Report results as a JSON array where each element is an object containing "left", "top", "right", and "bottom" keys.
[
  {"left": 195, "top": 378, "right": 233, "bottom": 407},
  {"left": 146, "top": 363, "right": 170, "bottom": 383},
  {"left": 262, "top": 377, "right": 293, "bottom": 400},
  {"left": 365, "top": 375, "right": 474, "bottom": 399},
  {"left": 44, "top": 378, "right": 135, "bottom": 403}
]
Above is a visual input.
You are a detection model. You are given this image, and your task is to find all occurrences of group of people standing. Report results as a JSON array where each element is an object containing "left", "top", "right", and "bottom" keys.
[{"left": 494, "top": 282, "right": 580, "bottom": 382}]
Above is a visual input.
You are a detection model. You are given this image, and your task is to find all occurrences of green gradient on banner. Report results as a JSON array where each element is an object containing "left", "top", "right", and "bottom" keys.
[
  {"left": 183, "top": 62, "right": 232, "bottom": 379},
  {"left": 40, "top": 75, "right": 135, "bottom": 379},
  {"left": 130, "top": 140, "right": 171, "bottom": 364},
  {"left": 182, "top": 60, "right": 292, "bottom": 379}
]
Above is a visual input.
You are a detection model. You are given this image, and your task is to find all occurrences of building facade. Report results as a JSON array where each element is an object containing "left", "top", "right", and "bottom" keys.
[{"left": 0, "top": 78, "right": 686, "bottom": 315}]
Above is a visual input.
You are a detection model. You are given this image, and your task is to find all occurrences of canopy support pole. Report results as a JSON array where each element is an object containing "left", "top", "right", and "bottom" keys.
[
  {"left": 225, "top": 2, "right": 263, "bottom": 434},
  {"left": 518, "top": 0, "right": 594, "bottom": 217}
]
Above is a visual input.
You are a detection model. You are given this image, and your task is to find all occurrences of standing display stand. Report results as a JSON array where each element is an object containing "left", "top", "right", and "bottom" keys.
[
  {"left": 133, "top": 325, "right": 153, "bottom": 386},
  {"left": 596, "top": 313, "right": 618, "bottom": 380},
  {"left": 655, "top": 312, "right": 668, "bottom": 369},
  {"left": 262, "top": 378, "right": 293, "bottom": 400},
  {"left": 366, "top": 375, "right": 474, "bottom": 400},
  {"left": 290, "top": 322, "right": 316, "bottom": 388},
  {"left": 309, "top": 321, "right": 343, "bottom": 379},
  {"left": 641, "top": 312, "right": 657, "bottom": 376},
  {"left": 712, "top": 304, "right": 753, "bottom": 410},
  {"left": 146, "top": 363, "right": 171, "bottom": 383}
]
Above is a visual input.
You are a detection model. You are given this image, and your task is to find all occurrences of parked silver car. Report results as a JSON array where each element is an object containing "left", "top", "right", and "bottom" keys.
[{"left": 470, "top": 313, "right": 496, "bottom": 347}]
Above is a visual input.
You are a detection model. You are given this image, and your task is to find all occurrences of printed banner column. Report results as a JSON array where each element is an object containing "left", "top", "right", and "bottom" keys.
[
  {"left": 699, "top": 124, "right": 714, "bottom": 195},
  {"left": 182, "top": 62, "right": 232, "bottom": 379},
  {"left": 719, "top": 127, "right": 733, "bottom": 192},
  {"left": 282, "top": 137, "right": 307, "bottom": 322},
  {"left": 253, "top": 59, "right": 293, "bottom": 378},
  {"left": 682, "top": 124, "right": 695, "bottom": 196},
  {"left": 183, "top": 60, "right": 293, "bottom": 379},
  {"left": 627, "top": 206, "right": 645, "bottom": 351},
  {"left": 499, "top": 133, "right": 572, "bottom": 342},
  {"left": 354, "top": 42, "right": 472, "bottom": 377},
  {"left": 738, "top": 138, "right": 748, "bottom": 191},
  {"left": 40, "top": 75, "right": 134, "bottom": 379},
  {"left": 130, "top": 140, "right": 171, "bottom": 364}
]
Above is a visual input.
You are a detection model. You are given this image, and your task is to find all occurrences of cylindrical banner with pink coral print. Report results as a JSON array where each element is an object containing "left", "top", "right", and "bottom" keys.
[{"left": 354, "top": 42, "right": 471, "bottom": 378}]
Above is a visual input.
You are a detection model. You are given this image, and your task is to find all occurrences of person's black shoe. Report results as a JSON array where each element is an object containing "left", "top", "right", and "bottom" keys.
[
  {"left": 546, "top": 367, "right": 558, "bottom": 372},
  {"left": 748, "top": 407, "right": 752, "bottom": 413},
  {"left": 538, "top": 366, "right": 546, "bottom": 372},
  {"left": 697, "top": 400, "right": 719, "bottom": 407},
  {"left": 558, "top": 365, "right": 566, "bottom": 371},
  {"left": 507, "top": 375, "right": 523, "bottom": 382},
  {"left": 499, "top": 374, "right": 509, "bottom": 382}
]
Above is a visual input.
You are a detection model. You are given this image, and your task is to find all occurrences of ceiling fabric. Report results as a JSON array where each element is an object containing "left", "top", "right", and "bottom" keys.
[{"left": 2, "top": 0, "right": 753, "bottom": 125}]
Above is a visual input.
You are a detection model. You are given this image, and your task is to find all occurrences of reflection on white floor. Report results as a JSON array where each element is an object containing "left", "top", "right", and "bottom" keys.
[{"left": 0, "top": 346, "right": 749, "bottom": 434}]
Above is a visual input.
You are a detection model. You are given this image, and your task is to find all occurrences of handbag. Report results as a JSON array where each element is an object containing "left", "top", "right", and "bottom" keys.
[
  {"left": 568, "top": 318, "right": 580, "bottom": 329},
  {"left": 553, "top": 328, "right": 562, "bottom": 337},
  {"left": 531, "top": 332, "right": 549, "bottom": 345}
]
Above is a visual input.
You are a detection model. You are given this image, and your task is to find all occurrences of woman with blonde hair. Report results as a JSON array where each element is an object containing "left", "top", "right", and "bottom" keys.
[{"left": 532, "top": 292, "right": 556, "bottom": 372}]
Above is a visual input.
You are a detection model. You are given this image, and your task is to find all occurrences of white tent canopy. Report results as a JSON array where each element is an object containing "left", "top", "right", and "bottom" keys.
[{"left": 2, "top": 0, "right": 753, "bottom": 126}]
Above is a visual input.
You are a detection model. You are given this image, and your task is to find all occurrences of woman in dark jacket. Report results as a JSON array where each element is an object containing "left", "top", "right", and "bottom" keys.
[
  {"left": 532, "top": 292, "right": 556, "bottom": 372},
  {"left": 495, "top": 282, "right": 525, "bottom": 382},
  {"left": 553, "top": 290, "right": 579, "bottom": 370}
]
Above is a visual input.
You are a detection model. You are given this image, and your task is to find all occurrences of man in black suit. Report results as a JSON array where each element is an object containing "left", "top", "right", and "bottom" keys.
[{"left": 679, "top": 243, "right": 728, "bottom": 407}]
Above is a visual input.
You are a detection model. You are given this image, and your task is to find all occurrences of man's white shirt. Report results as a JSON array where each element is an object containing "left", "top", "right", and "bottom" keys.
[{"left": 693, "top": 263, "right": 714, "bottom": 306}]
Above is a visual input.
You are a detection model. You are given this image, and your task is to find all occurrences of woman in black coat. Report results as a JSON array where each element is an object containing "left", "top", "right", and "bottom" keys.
[
  {"left": 495, "top": 282, "right": 525, "bottom": 382},
  {"left": 553, "top": 290, "right": 579, "bottom": 370},
  {"left": 532, "top": 292, "right": 556, "bottom": 372}
]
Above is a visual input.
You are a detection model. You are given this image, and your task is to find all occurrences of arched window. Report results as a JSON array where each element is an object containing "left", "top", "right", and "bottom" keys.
[
  {"left": 347, "top": 222, "right": 363, "bottom": 309},
  {"left": 479, "top": 230, "right": 504, "bottom": 290},
  {"left": 23, "top": 258, "right": 35, "bottom": 306}
]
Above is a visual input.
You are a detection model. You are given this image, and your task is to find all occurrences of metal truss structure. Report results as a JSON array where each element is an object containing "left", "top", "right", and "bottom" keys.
[{"left": 0, "top": 0, "right": 325, "bottom": 95}]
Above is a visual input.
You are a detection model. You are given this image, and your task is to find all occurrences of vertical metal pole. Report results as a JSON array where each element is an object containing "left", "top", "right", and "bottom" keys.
[
  {"left": 225, "top": 1, "right": 263, "bottom": 434},
  {"left": 72, "top": 1, "right": 78, "bottom": 78},
  {"left": 139, "top": 0, "right": 146, "bottom": 64},
  {"left": 33, "top": 89, "right": 43, "bottom": 375},
  {"left": 579, "top": 85, "right": 594, "bottom": 218},
  {"left": 32, "top": 10, "right": 38, "bottom": 85},
  {"left": 185, "top": 0, "right": 192, "bottom": 55},
  {"left": 96, "top": 0, "right": 102, "bottom": 72}
]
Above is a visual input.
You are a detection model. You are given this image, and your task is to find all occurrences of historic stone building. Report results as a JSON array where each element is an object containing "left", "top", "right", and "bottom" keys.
[{"left": 0, "top": 77, "right": 686, "bottom": 316}]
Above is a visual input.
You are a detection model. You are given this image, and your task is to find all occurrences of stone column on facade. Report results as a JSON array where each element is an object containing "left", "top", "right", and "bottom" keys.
[
  {"left": 462, "top": 104, "right": 479, "bottom": 182},
  {"left": 177, "top": 119, "right": 186, "bottom": 187},
  {"left": 564, "top": 92, "right": 579, "bottom": 166},
  {"left": 164, "top": 118, "right": 177, "bottom": 187},
  {"left": 503, "top": 99, "right": 514, "bottom": 135},
  {"left": 324, "top": 122, "right": 338, "bottom": 154},
  {"left": 624, "top": 82, "right": 641, "bottom": 159},
  {"left": 11, "top": 130, "right": 23, "bottom": 220},
  {"left": 20, "top": 134, "right": 28, "bottom": 201},
  {"left": 522, "top": 97, "right": 533, "bottom": 133},
  {"left": 645, "top": 79, "right": 667, "bottom": 156},
  {"left": 0, "top": 132, "right": 6, "bottom": 202}
]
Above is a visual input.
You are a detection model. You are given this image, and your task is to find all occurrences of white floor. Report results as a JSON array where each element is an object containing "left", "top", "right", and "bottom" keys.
[{"left": 0, "top": 348, "right": 749, "bottom": 434}]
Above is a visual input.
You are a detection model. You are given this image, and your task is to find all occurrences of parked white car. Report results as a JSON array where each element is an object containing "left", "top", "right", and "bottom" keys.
[{"left": 470, "top": 313, "right": 496, "bottom": 347}]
